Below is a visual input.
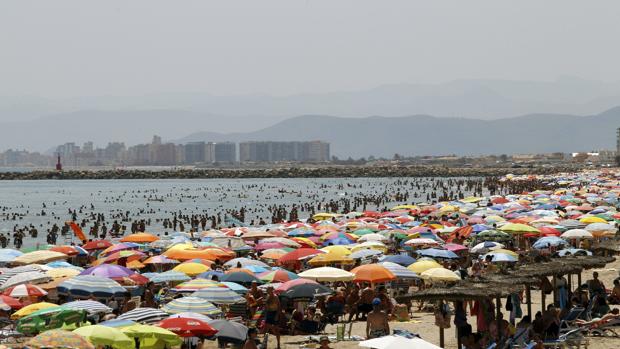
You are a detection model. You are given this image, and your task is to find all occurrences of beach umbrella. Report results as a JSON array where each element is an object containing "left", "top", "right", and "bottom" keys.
[
  {"left": 378, "top": 262, "right": 419, "bottom": 279},
  {"left": 63, "top": 300, "right": 112, "bottom": 315},
  {"left": 221, "top": 282, "right": 248, "bottom": 294},
  {"left": 3, "top": 283, "right": 48, "bottom": 298},
  {"left": 100, "top": 250, "right": 146, "bottom": 263},
  {"left": 0, "top": 294, "right": 22, "bottom": 309},
  {"left": 307, "top": 253, "right": 355, "bottom": 266},
  {"left": 26, "top": 329, "right": 95, "bottom": 349},
  {"left": 172, "top": 262, "right": 210, "bottom": 276},
  {"left": 443, "top": 243, "right": 469, "bottom": 253},
  {"left": 46, "top": 267, "right": 81, "bottom": 279},
  {"left": 351, "top": 241, "right": 387, "bottom": 253},
  {"left": 357, "top": 233, "right": 388, "bottom": 242},
  {"left": 45, "top": 261, "right": 83, "bottom": 269},
  {"left": 407, "top": 260, "right": 442, "bottom": 274},
  {"left": 196, "top": 270, "right": 225, "bottom": 280},
  {"left": 579, "top": 216, "right": 607, "bottom": 224},
  {"left": 99, "top": 319, "right": 137, "bottom": 328},
  {"left": 143, "top": 255, "right": 180, "bottom": 265},
  {"left": 475, "top": 230, "right": 511, "bottom": 241},
  {"left": 17, "top": 306, "right": 87, "bottom": 334},
  {"left": 12, "top": 250, "right": 68, "bottom": 265},
  {"left": 532, "top": 236, "right": 568, "bottom": 249},
  {"left": 208, "top": 319, "right": 247, "bottom": 344},
  {"left": 100, "top": 242, "right": 140, "bottom": 257},
  {"left": 49, "top": 246, "right": 84, "bottom": 256},
  {"left": 81, "top": 240, "right": 113, "bottom": 250},
  {"left": 73, "top": 325, "right": 134, "bottom": 349},
  {"left": 224, "top": 257, "right": 270, "bottom": 268},
  {"left": 79, "top": 264, "right": 135, "bottom": 279},
  {"left": 420, "top": 267, "right": 461, "bottom": 282},
  {"left": 0, "top": 271, "right": 51, "bottom": 290},
  {"left": 174, "top": 279, "right": 226, "bottom": 292},
  {"left": 403, "top": 238, "right": 440, "bottom": 247},
  {"left": 121, "top": 324, "right": 182, "bottom": 347},
  {"left": 118, "top": 307, "right": 170, "bottom": 324},
  {"left": 498, "top": 223, "right": 540, "bottom": 234},
  {"left": 482, "top": 253, "right": 518, "bottom": 263},
  {"left": 349, "top": 249, "right": 383, "bottom": 260},
  {"left": 149, "top": 270, "right": 191, "bottom": 283},
  {"left": 58, "top": 276, "right": 127, "bottom": 299},
  {"left": 162, "top": 297, "right": 222, "bottom": 316},
  {"left": 120, "top": 232, "right": 159, "bottom": 243},
  {"left": 278, "top": 248, "right": 324, "bottom": 264},
  {"left": 11, "top": 302, "right": 58, "bottom": 319},
  {"left": 557, "top": 248, "right": 592, "bottom": 257},
  {"left": 280, "top": 283, "right": 334, "bottom": 300},
  {"left": 164, "top": 248, "right": 232, "bottom": 261},
  {"left": 486, "top": 249, "right": 518, "bottom": 257},
  {"left": 192, "top": 287, "right": 245, "bottom": 304},
  {"left": 275, "top": 278, "right": 319, "bottom": 293},
  {"left": 320, "top": 245, "right": 352, "bottom": 255},
  {"left": 166, "top": 312, "right": 212, "bottom": 322},
  {"left": 561, "top": 229, "right": 594, "bottom": 239},
  {"left": 157, "top": 317, "right": 218, "bottom": 337},
  {"left": 585, "top": 223, "right": 616, "bottom": 237},
  {"left": 0, "top": 248, "right": 22, "bottom": 263},
  {"left": 379, "top": 254, "right": 416, "bottom": 266},
  {"left": 298, "top": 267, "right": 355, "bottom": 282},
  {"left": 417, "top": 248, "right": 459, "bottom": 260},
  {"left": 359, "top": 334, "right": 441, "bottom": 349},
  {"left": 260, "top": 250, "right": 288, "bottom": 260},
  {"left": 257, "top": 269, "right": 299, "bottom": 283},
  {"left": 351, "top": 264, "right": 396, "bottom": 283},
  {"left": 220, "top": 272, "right": 262, "bottom": 285},
  {"left": 470, "top": 241, "right": 504, "bottom": 254}
]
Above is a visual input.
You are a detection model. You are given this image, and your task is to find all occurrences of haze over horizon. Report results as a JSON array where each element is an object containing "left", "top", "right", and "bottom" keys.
[{"left": 1, "top": 1, "right": 620, "bottom": 154}]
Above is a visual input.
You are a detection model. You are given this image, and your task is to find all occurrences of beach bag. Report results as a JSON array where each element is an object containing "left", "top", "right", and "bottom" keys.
[{"left": 541, "top": 277, "right": 553, "bottom": 295}]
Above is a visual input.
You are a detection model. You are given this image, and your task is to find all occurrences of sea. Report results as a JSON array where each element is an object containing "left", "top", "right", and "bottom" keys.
[{"left": 0, "top": 177, "right": 484, "bottom": 248}]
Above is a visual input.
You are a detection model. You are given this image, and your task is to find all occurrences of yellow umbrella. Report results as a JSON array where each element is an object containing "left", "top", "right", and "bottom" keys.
[
  {"left": 126, "top": 260, "right": 146, "bottom": 269},
  {"left": 308, "top": 253, "right": 354, "bottom": 266},
  {"left": 407, "top": 260, "right": 442, "bottom": 274},
  {"left": 580, "top": 216, "right": 607, "bottom": 224},
  {"left": 166, "top": 243, "right": 196, "bottom": 251},
  {"left": 11, "top": 302, "right": 58, "bottom": 319},
  {"left": 45, "top": 268, "right": 80, "bottom": 279},
  {"left": 461, "top": 197, "right": 484, "bottom": 203},
  {"left": 312, "top": 213, "right": 342, "bottom": 221},
  {"left": 487, "top": 249, "right": 518, "bottom": 257},
  {"left": 350, "top": 241, "right": 387, "bottom": 253},
  {"left": 420, "top": 267, "right": 461, "bottom": 282},
  {"left": 172, "top": 262, "right": 210, "bottom": 276},
  {"left": 498, "top": 223, "right": 539, "bottom": 233},
  {"left": 319, "top": 245, "right": 351, "bottom": 256},
  {"left": 439, "top": 205, "right": 458, "bottom": 213},
  {"left": 12, "top": 251, "right": 68, "bottom": 265},
  {"left": 390, "top": 204, "right": 419, "bottom": 211}
]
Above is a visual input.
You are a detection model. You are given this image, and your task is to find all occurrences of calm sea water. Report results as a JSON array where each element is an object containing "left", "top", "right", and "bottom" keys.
[{"left": 0, "top": 178, "right": 483, "bottom": 248}]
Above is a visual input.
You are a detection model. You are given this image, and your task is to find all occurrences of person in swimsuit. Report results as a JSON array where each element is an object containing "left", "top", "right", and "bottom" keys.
[
  {"left": 264, "top": 286, "right": 281, "bottom": 349},
  {"left": 366, "top": 298, "right": 389, "bottom": 339}
]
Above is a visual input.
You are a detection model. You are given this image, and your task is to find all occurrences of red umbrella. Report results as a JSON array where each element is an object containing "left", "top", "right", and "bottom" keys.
[
  {"left": 82, "top": 240, "right": 113, "bottom": 250},
  {"left": 538, "top": 226, "right": 562, "bottom": 237},
  {"left": 157, "top": 317, "right": 218, "bottom": 337},
  {"left": 0, "top": 295, "right": 22, "bottom": 309},
  {"left": 3, "top": 284, "right": 48, "bottom": 298},
  {"left": 278, "top": 248, "right": 324, "bottom": 264}
]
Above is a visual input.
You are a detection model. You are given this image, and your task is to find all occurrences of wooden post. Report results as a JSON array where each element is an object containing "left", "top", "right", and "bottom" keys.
[
  {"left": 567, "top": 273, "right": 572, "bottom": 293},
  {"left": 439, "top": 326, "right": 444, "bottom": 348},
  {"left": 496, "top": 296, "right": 502, "bottom": 343},
  {"left": 552, "top": 275, "right": 558, "bottom": 307},
  {"left": 578, "top": 271, "right": 582, "bottom": 288},
  {"left": 541, "top": 286, "right": 546, "bottom": 312},
  {"left": 526, "top": 284, "right": 532, "bottom": 318}
]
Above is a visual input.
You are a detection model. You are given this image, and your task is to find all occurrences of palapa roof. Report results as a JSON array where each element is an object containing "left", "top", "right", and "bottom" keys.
[
  {"left": 477, "top": 274, "right": 540, "bottom": 286},
  {"left": 409, "top": 282, "right": 522, "bottom": 301}
]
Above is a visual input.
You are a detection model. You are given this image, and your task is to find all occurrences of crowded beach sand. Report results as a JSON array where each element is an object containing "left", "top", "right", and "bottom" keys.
[{"left": 1, "top": 170, "right": 619, "bottom": 349}]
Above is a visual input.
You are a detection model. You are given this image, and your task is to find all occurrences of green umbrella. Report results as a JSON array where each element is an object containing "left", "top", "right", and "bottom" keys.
[
  {"left": 121, "top": 324, "right": 182, "bottom": 347},
  {"left": 352, "top": 228, "right": 376, "bottom": 236},
  {"left": 21, "top": 244, "right": 55, "bottom": 253},
  {"left": 74, "top": 325, "right": 134, "bottom": 349},
  {"left": 476, "top": 230, "right": 512, "bottom": 242},
  {"left": 17, "top": 306, "right": 87, "bottom": 335}
]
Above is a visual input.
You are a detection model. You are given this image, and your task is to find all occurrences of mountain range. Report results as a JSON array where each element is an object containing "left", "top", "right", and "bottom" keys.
[{"left": 176, "top": 107, "right": 620, "bottom": 158}]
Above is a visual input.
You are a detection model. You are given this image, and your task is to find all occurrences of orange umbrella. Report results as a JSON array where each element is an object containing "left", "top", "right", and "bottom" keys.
[
  {"left": 49, "top": 246, "right": 80, "bottom": 256},
  {"left": 260, "top": 251, "right": 286, "bottom": 260},
  {"left": 225, "top": 268, "right": 255, "bottom": 275},
  {"left": 120, "top": 232, "right": 159, "bottom": 243},
  {"left": 351, "top": 264, "right": 396, "bottom": 283}
]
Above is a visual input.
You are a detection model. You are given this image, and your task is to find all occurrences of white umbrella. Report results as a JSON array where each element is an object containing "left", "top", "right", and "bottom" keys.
[
  {"left": 359, "top": 335, "right": 441, "bottom": 349},
  {"left": 357, "top": 234, "right": 388, "bottom": 242},
  {"left": 0, "top": 271, "right": 51, "bottom": 290},
  {"left": 561, "top": 229, "right": 594, "bottom": 239},
  {"left": 298, "top": 267, "right": 355, "bottom": 282}
]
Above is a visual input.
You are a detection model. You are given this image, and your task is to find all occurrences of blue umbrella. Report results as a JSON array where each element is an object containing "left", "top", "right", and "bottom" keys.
[
  {"left": 472, "top": 224, "right": 490, "bottom": 233},
  {"left": 417, "top": 248, "right": 459, "bottom": 259},
  {"left": 483, "top": 253, "right": 517, "bottom": 263},
  {"left": 58, "top": 275, "right": 127, "bottom": 299},
  {"left": 379, "top": 254, "right": 417, "bottom": 266},
  {"left": 0, "top": 249, "right": 22, "bottom": 263},
  {"left": 533, "top": 236, "right": 567, "bottom": 250},
  {"left": 197, "top": 270, "right": 225, "bottom": 280},
  {"left": 324, "top": 238, "right": 352, "bottom": 246},
  {"left": 221, "top": 282, "right": 248, "bottom": 294},
  {"left": 45, "top": 261, "right": 78, "bottom": 269},
  {"left": 243, "top": 265, "right": 269, "bottom": 273},
  {"left": 149, "top": 271, "right": 191, "bottom": 283},
  {"left": 193, "top": 287, "right": 245, "bottom": 304},
  {"left": 287, "top": 228, "right": 314, "bottom": 237}
]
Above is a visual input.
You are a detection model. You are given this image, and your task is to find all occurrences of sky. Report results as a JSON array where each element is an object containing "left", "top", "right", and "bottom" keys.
[{"left": 1, "top": 1, "right": 619, "bottom": 99}]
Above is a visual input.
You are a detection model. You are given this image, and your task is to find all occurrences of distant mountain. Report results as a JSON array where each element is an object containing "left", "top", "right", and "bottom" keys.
[{"left": 175, "top": 107, "right": 620, "bottom": 158}]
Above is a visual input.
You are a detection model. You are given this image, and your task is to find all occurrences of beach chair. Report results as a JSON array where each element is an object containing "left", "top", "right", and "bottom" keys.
[
  {"left": 559, "top": 307, "right": 585, "bottom": 335},
  {"left": 586, "top": 317, "right": 620, "bottom": 337},
  {"left": 542, "top": 328, "right": 588, "bottom": 349}
]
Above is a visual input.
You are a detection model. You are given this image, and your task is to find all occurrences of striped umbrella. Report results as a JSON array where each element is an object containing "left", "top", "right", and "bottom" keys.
[
  {"left": 149, "top": 271, "right": 191, "bottom": 283},
  {"left": 0, "top": 271, "right": 51, "bottom": 290},
  {"left": 257, "top": 270, "right": 299, "bottom": 283},
  {"left": 162, "top": 297, "right": 222, "bottom": 316},
  {"left": 166, "top": 312, "right": 212, "bottom": 322},
  {"left": 174, "top": 279, "right": 226, "bottom": 292},
  {"left": 63, "top": 300, "right": 112, "bottom": 314},
  {"left": 378, "top": 262, "right": 419, "bottom": 279},
  {"left": 117, "top": 307, "right": 169, "bottom": 324},
  {"left": 192, "top": 288, "right": 245, "bottom": 304},
  {"left": 3, "top": 284, "right": 48, "bottom": 297},
  {"left": 58, "top": 276, "right": 127, "bottom": 299}
]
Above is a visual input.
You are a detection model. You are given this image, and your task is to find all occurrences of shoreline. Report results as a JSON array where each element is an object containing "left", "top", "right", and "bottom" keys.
[{"left": 0, "top": 165, "right": 585, "bottom": 180}]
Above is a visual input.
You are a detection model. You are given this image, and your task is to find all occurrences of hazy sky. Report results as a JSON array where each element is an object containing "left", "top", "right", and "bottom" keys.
[{"left": 1, "top": 1, "right": 619, "bottom": 98}]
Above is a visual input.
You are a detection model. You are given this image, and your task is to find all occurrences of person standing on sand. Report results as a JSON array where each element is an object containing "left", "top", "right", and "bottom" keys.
[
  {"left": 366, "top": 298, "right": 389, "bottom": 339},
  {"left": 263, "top": 286, "right": 281, "bottom": 349}
]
